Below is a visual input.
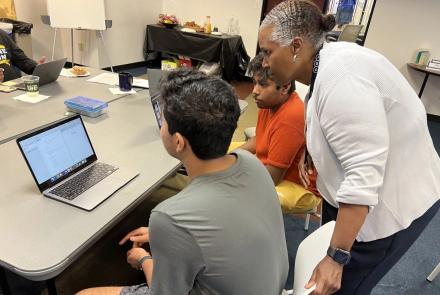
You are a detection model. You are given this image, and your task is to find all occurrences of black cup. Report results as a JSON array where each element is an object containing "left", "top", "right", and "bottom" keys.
[{"left": 118, "top": 72, "right": 133, "bottom": 92}]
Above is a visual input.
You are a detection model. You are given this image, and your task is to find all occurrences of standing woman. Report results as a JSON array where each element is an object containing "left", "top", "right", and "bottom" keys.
[{"left": 259, "top": 1, "right": 440, "bottom": 294}]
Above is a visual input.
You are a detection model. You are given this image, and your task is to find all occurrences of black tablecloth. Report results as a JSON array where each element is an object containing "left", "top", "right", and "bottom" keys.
[{"left": 144, "top": 24, "right": 250, "bottom": 80}]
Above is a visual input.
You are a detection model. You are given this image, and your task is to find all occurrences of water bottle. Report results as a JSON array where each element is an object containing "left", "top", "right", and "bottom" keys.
[{"left": 228, "top": 17, "right": 235, "bottom": 35}]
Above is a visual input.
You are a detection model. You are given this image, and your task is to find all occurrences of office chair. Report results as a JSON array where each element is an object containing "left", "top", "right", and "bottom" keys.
[
  {"left": 244, "top": 127, "right": 256, "bottom": 141},
  {"left": 328, "top": 24, "right": 363, "bottom": 43}
]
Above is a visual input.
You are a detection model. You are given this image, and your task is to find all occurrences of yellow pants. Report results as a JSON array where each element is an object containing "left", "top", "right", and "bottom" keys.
[
  {"left": 276, "top": 180, "right": 321, "bottom": 213},
  {"left": 228, "top": 141, "right": 245, "bottom": 152},
  {"left": 230, "top": 141, "right": 321, "bottom": 213}
]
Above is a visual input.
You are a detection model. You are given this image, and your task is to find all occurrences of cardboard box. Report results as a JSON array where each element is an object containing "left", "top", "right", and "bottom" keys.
[{"left": 161, "top": 59, "right": 178, "bottom": 71}]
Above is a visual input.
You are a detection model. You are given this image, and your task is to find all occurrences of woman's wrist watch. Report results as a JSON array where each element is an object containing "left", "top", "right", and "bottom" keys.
[
  {"left": 137, "top": 255, "right": 152, "bottom": 271},
  {"left": 327, "top": 246, "right": 351, "bottom": 266}
]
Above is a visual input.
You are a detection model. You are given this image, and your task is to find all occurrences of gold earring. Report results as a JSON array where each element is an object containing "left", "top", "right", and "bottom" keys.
[{"left": 293, "top": 54, "right": 299, "bottom": 63}]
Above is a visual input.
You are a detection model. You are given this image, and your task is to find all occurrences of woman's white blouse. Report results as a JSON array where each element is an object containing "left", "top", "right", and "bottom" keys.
[{"left": 307, "top": 42, "right": 440, "bottom": 242}]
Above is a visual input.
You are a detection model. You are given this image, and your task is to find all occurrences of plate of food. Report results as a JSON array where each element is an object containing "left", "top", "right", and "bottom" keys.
[
  {"left": 183, "top": 21, "right": 204, "bottom": 33},
  {"left": 71, "top": 66, "right": 90, "bottom": 77},
  {"left": 181, "top": 28, "right": 196, "bottom": 33},
  {"left": 159, "top": 14, "right": 179, "bottom": 28}
]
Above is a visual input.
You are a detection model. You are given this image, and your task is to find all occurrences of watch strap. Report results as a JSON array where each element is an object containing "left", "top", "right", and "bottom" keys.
[
  {"left": 327, "top": 246, "right": 351, "bottom": 265},
  {"left": 327, "top": 246, "right": 339, "bottom": 258},
  {"left": 137, "top": 255, "right": 152, "bottom": 271}
]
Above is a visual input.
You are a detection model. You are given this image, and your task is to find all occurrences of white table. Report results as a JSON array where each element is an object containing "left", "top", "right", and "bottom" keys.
[
  {"left": 0, "top": 69, "right": 248, "bottom": 294},
  {"left": 0, "top": 68, "right": 139, "bottom": 145},
  {"left": 0, "top": 92, "right": 180, "bottom": 293}
]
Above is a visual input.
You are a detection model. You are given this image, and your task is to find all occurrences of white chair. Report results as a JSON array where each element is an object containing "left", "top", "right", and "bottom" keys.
[
  {"left": 427, "top": 262, "right": 440, "bottom": 282},
  {"left": 244, "top": 126, "right": 256, "bottom": 141},
  {"left": 239, "top": 99, "right": 248, "bottom": 114},
  {"left": 284, "top": 221, "right": 336, "bottom": 295},
  {"left": 295, "top": 81, "right": 309, "bottom": 101}
]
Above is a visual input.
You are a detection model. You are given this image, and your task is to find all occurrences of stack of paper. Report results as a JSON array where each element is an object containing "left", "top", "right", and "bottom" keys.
[
  {"left": 427, "top": 59, "right": 440, "bottom": 71},
  {"left": 87, "top": 73, "right": 119, "bottom": 86},
  {"left": 133, "top": 77, "right": 149, "bottom": 88}
]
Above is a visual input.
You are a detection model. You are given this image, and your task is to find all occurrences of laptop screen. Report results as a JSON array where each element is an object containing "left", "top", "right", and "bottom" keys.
[
  {"left": 151, "top": 94, "right": 163, "bottom": 128},
  {"left": 17, "top": 116, "right": 97, "bottom": 190},
  {"left": 147, "top": 69, "right": 164, "bottom": 129},
  {"left": 147, "top": 68, "right": 163, "bottom": 98}
]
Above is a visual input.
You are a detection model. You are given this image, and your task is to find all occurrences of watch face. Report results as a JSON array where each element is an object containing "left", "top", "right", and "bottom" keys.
[{"left": 334, "top": 249, "right": 351, "bottom": 265}]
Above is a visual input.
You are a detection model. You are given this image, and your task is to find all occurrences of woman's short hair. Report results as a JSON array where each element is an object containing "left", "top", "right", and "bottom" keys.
[{"left": 261, "top": 0, "right": 336, "bottom": 49}]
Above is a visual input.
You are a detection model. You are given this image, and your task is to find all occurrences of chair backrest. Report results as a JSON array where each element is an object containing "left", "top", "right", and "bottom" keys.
[
  {"left": 338, "top": 24, "right": 363, "bottom": 42},
  {"left": 292, "top": 221, "right": 335, "bottom": 294},
  {"left": 296, "top": 81, "right": 309, "bottom": 102}
]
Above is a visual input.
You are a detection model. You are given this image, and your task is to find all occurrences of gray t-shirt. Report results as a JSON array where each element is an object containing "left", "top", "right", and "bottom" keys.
[{"left": 149, "top": 150, "right": 288, "bottom": 295}]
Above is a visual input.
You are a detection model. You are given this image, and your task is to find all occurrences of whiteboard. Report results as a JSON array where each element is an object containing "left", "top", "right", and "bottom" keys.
[{"left": 47, "top": 0, "right": 106, "bottom": 30}]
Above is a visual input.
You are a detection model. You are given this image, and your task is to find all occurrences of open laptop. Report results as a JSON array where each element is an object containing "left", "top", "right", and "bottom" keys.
[
  {"left": 147, "top": 69, "right": 165, "bottom": 128},
  {"left": 16, "top": 58, "right": 67, "bottom": 90},
  {"left": 16, "top": 115, "right": 139, "bottom": 211}
]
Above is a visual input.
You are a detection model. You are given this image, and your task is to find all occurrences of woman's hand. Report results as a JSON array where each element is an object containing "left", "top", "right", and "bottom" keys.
[{"left": 306, "top": 256, "right": 343, "bottom": 295}]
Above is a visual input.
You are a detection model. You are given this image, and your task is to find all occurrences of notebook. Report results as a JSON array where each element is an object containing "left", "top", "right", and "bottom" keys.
[{"left": 16, "top": 115, "right": 139, "bottom": 211}]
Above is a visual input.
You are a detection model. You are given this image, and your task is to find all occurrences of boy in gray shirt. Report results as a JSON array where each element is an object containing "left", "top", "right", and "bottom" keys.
[{"left": 76, "top": 69, "right": 288, "bottom": 295}]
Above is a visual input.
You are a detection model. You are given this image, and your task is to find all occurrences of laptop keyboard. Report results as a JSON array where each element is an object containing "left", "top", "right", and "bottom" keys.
[{"left": 49, "top": 163, "right": 117, "bottom": 201}]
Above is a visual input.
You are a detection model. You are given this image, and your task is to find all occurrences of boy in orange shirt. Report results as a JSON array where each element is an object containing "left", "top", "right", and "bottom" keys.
[{"left": 239, "top": 53, "right": 320, "bottom": 204}]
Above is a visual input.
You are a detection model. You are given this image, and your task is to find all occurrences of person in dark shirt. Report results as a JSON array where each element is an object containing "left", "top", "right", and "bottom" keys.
[{"left": 0, "top": 29, "right": 45, "bottom": 82}]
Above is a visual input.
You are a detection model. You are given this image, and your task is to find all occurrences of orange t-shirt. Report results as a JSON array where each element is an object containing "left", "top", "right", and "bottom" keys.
[{"left": 255, "top": 92, "right": 318, "bottom": 195}]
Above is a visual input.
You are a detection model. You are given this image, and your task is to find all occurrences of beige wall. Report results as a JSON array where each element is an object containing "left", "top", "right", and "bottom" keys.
[
  {"left": 99, "top": 0, "right": 163, "bottom": 67},
  {"left": 14, "top": 0, "right": 263, "bottom": 67},
  {"left": 14, "top": 0, "right": 61, "bottom": 60},
  {"left": 365, "top": 0, "right": 440, "bottom": 115},
  {"left": 14, "top": 0, "right": 163, "bottom": 68},
  {"left": 162, "top": 0, "right": 263, "bottom": 58}
]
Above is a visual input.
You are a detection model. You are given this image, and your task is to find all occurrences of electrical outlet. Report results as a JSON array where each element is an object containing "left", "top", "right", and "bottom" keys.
[{"left": 78, "top": 42, "right": 85, "bottom": 52}]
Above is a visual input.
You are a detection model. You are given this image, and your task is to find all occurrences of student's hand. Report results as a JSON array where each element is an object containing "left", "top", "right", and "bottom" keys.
[
  {"left": 37, "top": 56, "right": 46, "bottom": 64},
  {"left": 0, "top": 68, "right": 4, "bottom": 83},
  {"left": 119, "top": 227, "right": 149, "bottom": 247},
  {"left": 127, "top": 247, "right": 150, "bottom": 270},
  {"left": 306, "top": 256, "right": 343, "bottom": 295},
  {"left": 298, "top": 150, "right": 312, "bottom": 188}
]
